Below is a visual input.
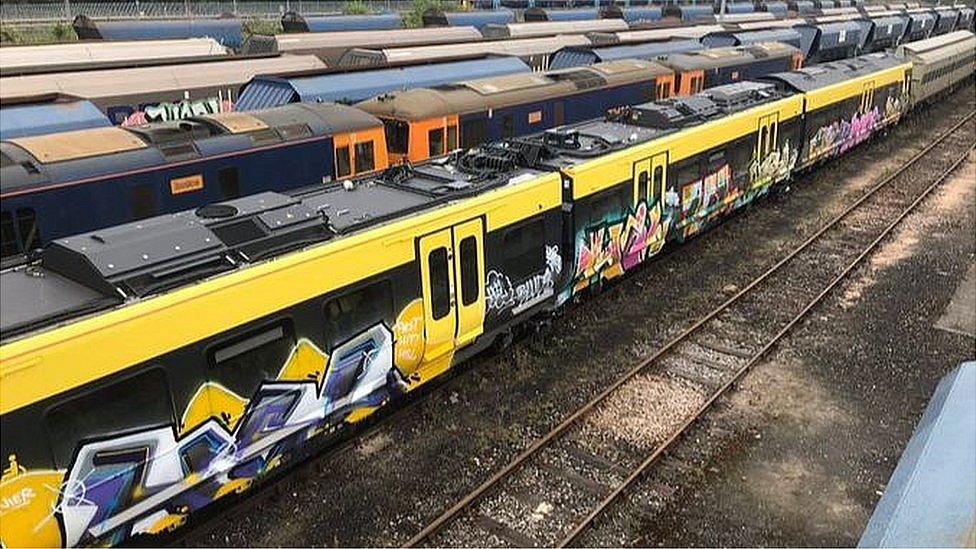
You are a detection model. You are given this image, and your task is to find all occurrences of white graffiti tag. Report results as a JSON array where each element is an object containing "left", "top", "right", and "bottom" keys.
[{"left": 486, "top": 245, "right": 562, "bottom": 314}]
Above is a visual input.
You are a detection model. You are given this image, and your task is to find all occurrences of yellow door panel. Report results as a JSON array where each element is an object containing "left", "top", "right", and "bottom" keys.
[
  {"left": 419, "top": 229, "right": 456, "bottom": 364},
  {"left": 452, "top": 218, "right": 485, "bottom": 347}
]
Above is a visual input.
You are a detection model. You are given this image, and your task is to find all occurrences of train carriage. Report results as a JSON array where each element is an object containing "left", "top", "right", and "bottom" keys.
[
  {"left": 281, "top": 11, "right": 403, "bottom": 33},
  {"left": 896, "top": 30, "right": 976, "bottom": 105},
  {"left": 765, "top": 53, "right": 911, "bottom": 168},
  {"left": 0, "top": 104, "right": 388, "bottom": 263},
  {"left": 356, "top": 59, "right": 674, "bottom": 164},
  {"left": 71, "top": 15, "right": 244, "bottom": 49},
  {"left": 662, "top": 42, "right": 803, "bottom": 95}
]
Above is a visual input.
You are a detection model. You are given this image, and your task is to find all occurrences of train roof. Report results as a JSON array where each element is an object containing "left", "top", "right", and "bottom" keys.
[
  {"left": 663, "top": 42, "right": 800, "bottom": 71},
  {"left": 422, "top": 8, "right": 515, "bottom": 29},
  {"left": 235, "top": 56, "right": 531, "bottom": 109},
  {"left": 72, "top": 14, "right": 243, "bottom": 49},
  {"left": 0, "top": 54, "right": 328, "bottom": 106},
  {"left": 523, "top": 7, "right": 601, "bottom": 22},
  {"left": 0, "top": 38, "right": 229, "bottom": 76},
  {"left": 897, "top": 29, "right": 975, "bottom": 56},
  {"left": 524, "top": 80, "right": 791, "bottom": 169},
  {"left": 281, "top": 11, "right": 403, "bottom": 33},
  {"left": 548, "top": 39, "right": 703, "bottom": 69},
  {"left": 0, "top": 149, "right": 552, "bottom": 340},
  {"left": 0, "top": 102, "right": 380, "bottom": 196},
  {"left": 764, "top": 51, "right": 904, "bottom": 91},
  {"left": 481, "top": 19, "right": 629, "bottom": 39},
  {"left": 241, "top": 27, "right": 484, "bottom": 58},
  {"left": 0, "top": 97, "right": 111, "bottom": 140},
  {"left": 600, "top": 24, "right": 725, "bottom": 44},
  {"left": 338, "top": 34, "right": 590, "bottom": 68},
  {"left": 356, "top": 59, "right": 672, "bottom": 120}
]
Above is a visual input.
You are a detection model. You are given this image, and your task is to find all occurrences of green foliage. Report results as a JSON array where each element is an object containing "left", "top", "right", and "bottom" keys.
[
  {"left": 342, "top": 0, "right": 373, "bottom": 15},
  {"left": 0, "top": 22, "right": 77, "bottom": 44},
  {"left": 243, "top": 17, "right": 282, "bottom": 37},
  {"left": 50, "top": 22, "right": 76, "bottom": 41},
  {"left": 403, "top": 0, "right": 459, "bottom": 27}
]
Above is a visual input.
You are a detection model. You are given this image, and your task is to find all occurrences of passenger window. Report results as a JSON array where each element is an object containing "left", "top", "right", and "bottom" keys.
[
  {"left": 708, "top": 151, "right": 725, "bottom": 173},
  {"left": 130, "top": 184, "right": 157, "bottom": 220},
  {"left": 428, "top": 247, "right": 451, "bottom": 320},
  {"left": 638, "top": 171, "right": 649, "bottom": 201},
  {"left": 447, "top": 125, "right": 458, "bottom": 151},
  {"left": 653, "top": 166, "right": 664, "bottom": 197},
  {"left": 503, "top": 219, "right": 545, "bottom": 281},
  {"left": 502, "top": 115, "right": 515, "bottom": 138},
  {"left": 384, "top": 120, "right": 409, "bottom": 155},
  {"left": 210, "top": 322, "right": 295, "bottom": 399},
  {"left": 461, "top": 118, "right": 488, "bottom": 149},
  {"left": 428, "top": 128, "right": 445, "bottom": 158},
  {"left": 760, "top": 127, "right": 769, "bottom": 157},
  {"left": 0, "top": 211, "right": 17, "bottom": 257},
  {"left": 459, "top": 236, "right": 479, "bottom": 306},
  {"left": 324, "top": 280, "right": 393, "bottom": 344},
  {"left": 10, "top": 208, "right": 40, "bottom": 255},
  {"left": 354, "top": 141, "right": 375, "bottom": 173},
  {"left": 335, "top": 146, "right": 351, "bottom": 179},
  {"left": 45, "top": 369, "right": 174, "bottom": 468},
  {"left": 218, "top": 167, "right": 240, "bottom": 199}
]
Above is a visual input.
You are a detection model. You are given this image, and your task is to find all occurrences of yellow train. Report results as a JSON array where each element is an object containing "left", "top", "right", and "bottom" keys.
[{"left": 1, "top": 33, "right": 971, "bottom": 547}]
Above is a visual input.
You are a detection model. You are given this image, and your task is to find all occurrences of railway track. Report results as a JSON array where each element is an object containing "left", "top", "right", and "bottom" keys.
[{"left": 403, "top": 110, "right": 976, "bottom": 548}]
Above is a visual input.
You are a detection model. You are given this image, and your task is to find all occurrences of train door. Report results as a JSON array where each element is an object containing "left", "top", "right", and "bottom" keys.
[
  {"left": 633, "top": 152, "right": 668, "bottom": 208},
  {"left": 756, "top": 113, "right": 779, "bottom": 161},
  {"left": 860, "top": 81, "right": 876, "bottom": 113},
  {"left": 418, "top": 218, "right": 486, "bottom": 366}
]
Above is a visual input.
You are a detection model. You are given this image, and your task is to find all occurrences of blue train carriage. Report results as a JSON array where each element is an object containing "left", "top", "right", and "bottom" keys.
[
  {"left": 765, "top": 52, "right": 911, "bottom": 169},
  {"left": 72, "top": 14, "right": 244, "bottom": 50},
  {"left": 0, "top": 137, "right": 566, "bottom": 548},
  {"left": 421, "top": 8, "right": 515, "bottom": 30},
  {"left": 0, "top": 103, "right": 388, "bottom": 265},
  {"left": 664, "top": 42, "right": 803, "bottom": 95},
  {"left": 355, "top": 59, "right": 675, "bottom": 164},
  {"left": 281, "top": 11, "right": 403, "bottom": 33}
]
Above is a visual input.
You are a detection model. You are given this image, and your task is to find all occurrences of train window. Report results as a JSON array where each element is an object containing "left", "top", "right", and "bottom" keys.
[
  {"left": 760, "top": 127, "right": 769, "bottom": 157},
  {"left": 384, "top": 120, "right": 409, "bottom": 155},
  {"left": 324, "top": 280, "right": 393, "bottom": 345},
  {"left": 502, "top": 115, "right": 515, "bottom": 138},
  {"left": 428, "top": 128, "right": 445, "bottom": 158},
  {"left": 129, "top": 184, "right": 157, "bottom": 220},
  {"left": 638, "top": 171, "right": 649, "bottom": 201},
  {"left": 674, "top": 159, "right": 700, "bottom": 186},
  {"left": 45, "top": 368, "right": 174, "bottom": 468},
  {"left": 14, "top": 208, "right": 39, "bottom": 253},
  {"left": 653, "top": 166, "right": 664, "bottom": 198},
  {"left": 218, "top": 167, "right": 240, "bottom": 199},
  {"left": 1, "top": 211, "right": 19, "bottom": 257},
  {"left": 336, "top": 146, "right": 351, "bottom": 179},
  {"left": 503, "top": 219, "right": 545, "bottom": 281},
  {"left": 459, "top": 236, "right": 479, "bottom": 306},
  {"left": 210, "top": 321, "right": 295, "bottom": 399},
  {"left": 354, "top": 141, "right": 375, "bottom": 173},
  {"left": 428, "top": 247, "right": 451, "bottom": 320},
  {"left": 708, "top": 151, "right": 726, "bottom": 173},
  {"left": 447, "top": 125, "right": 458, "bottom": 152},
  {"left": 461, "top": 119, "right": 488, "bottom": 149},
  {"left": 554, "top": 102, "right": 565, "bottom": 126}
]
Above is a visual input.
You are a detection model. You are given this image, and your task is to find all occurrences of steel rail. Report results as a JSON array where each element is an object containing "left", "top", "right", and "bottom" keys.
[
  {"left": 559, "top": 141, "right": 976, "bottom": 547},
  {"left": 403, "top": 109, "right": 976, "bottom": 548}
]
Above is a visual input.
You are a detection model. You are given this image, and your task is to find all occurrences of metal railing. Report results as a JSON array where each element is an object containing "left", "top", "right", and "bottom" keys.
[{"left": 0, "top": 1, "right": 415, "bottom": 23}]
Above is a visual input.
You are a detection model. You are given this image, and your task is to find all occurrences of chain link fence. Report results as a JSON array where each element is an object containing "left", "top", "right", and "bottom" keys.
[{"left": 1, "top": 1, "right": 417, "bottom": 23}]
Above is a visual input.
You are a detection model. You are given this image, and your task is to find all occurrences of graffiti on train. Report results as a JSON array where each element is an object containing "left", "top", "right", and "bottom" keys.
[
  {"left": 0, "top": 301, "right": 426, "bottom": 548},
  {"left": 808, "top": 95, "right": 906, "bottom": 160},
  {"left": 486, "top": 245, "right": 562, "bottom": 315},
  {"left": 107, "top": 97, "right": 233, "bottom": 126},
  {"left": 572, "top": 198, "right": 669, "bottom": 295}
]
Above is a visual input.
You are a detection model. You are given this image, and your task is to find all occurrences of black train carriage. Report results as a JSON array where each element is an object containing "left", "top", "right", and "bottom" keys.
[
  {"left": 0, "top": 147, "right": 566, "bottom": 547},
  {"left": 765, "top": 52, "right": 912, "bottom": 167}
]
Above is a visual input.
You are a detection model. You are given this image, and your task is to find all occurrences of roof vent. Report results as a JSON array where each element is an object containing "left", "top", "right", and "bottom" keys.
[{"left": 196, "top": 204, "right": 239, "bottom": 219}]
